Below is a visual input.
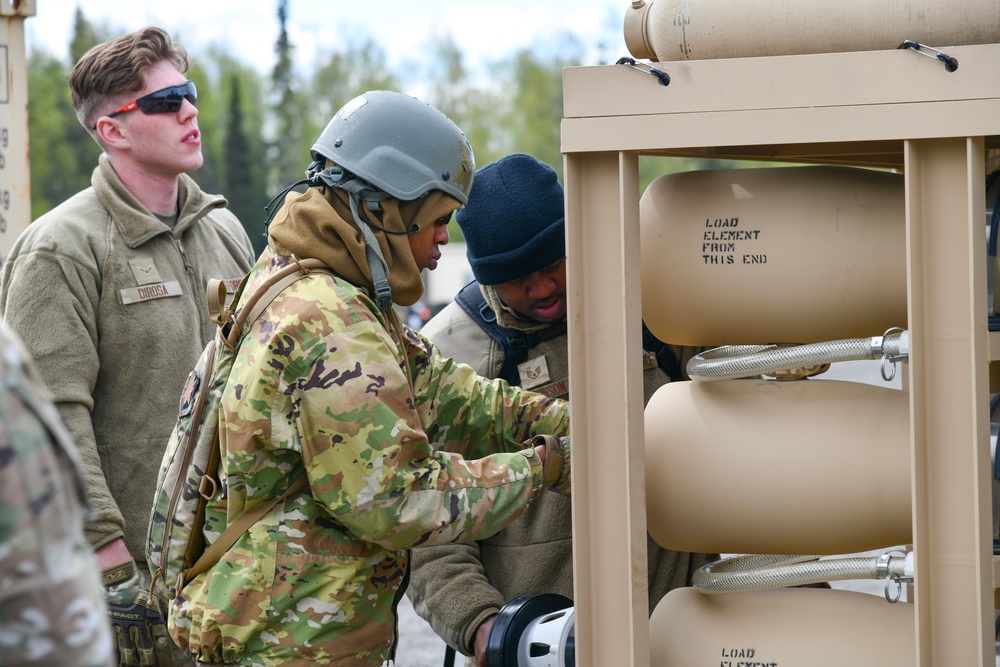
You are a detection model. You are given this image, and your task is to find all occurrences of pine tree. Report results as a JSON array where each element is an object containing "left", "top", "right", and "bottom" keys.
[
  {"left": 223, "top": 76, "right": 268, "bottom": 254},
  {"left": 269, "top": 0, "right": 304, "bottom": 190}
]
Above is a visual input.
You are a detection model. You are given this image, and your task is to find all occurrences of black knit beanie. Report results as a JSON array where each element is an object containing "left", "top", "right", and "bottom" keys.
[{"left": 455, "top": 153, "right": 565, "bottom": 286}]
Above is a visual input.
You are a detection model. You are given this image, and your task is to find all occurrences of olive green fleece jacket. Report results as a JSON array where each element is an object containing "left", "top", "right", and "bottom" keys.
[
  {"left": 0, "top": 154, "right": 255, "bottom": 565},
  {"left": 408, "top": 284, "right": 715, "bottom": 657}
]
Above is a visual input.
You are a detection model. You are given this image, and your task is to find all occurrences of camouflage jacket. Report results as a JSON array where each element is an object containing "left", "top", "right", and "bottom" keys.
[
  {"left": 0, "top": 319, "right": 115, "bottom": 666},
  {"left": 410, "top": 292, "right": 712, "bottom": 656},
  {"left": 170, "top": 251, "right": 570, "bottom": 666}
]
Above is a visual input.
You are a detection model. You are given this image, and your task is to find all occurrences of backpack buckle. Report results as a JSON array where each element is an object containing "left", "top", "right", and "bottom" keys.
[{"left": 198, "top": 474, "right": 218, "bottom": 501}]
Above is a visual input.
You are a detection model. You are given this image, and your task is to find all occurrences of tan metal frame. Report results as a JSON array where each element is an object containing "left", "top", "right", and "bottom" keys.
[{"left": 562, "top": 43, "right": 1000, "bottom": 666}]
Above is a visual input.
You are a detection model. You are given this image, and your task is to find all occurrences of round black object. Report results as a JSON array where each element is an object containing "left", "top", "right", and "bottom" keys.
[{"left": 485, "top": 593, "right": 573, "bottom": 667}]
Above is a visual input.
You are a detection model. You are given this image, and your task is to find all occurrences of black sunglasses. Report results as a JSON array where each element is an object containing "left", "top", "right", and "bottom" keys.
[{"left": 107, "top": 81, "right": 198, "bottom": 120}]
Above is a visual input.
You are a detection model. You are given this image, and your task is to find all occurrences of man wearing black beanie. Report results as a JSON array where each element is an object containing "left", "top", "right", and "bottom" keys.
[{"left": 407, "top": 153, "right": 714, "bottom": 666}]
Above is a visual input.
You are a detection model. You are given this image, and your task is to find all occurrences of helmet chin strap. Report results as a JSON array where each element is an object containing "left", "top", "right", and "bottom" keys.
[{"left": 308, "top": 164, "right": 394, "bottom": 311}]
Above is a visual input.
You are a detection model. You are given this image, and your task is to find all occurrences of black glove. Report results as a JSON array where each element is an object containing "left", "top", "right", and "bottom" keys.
[{"left": 103, "top": 560, "right": 173, "bottom": 666}]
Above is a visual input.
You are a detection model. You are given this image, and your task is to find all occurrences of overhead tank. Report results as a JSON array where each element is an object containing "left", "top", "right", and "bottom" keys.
[{"left": 624, "top": 0, "right": 1000, "bottom": 62}]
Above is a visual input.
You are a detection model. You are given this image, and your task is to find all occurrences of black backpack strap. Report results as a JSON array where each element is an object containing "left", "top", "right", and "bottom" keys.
[
  {"left": 454, "top": 281, "right": 566, "bottom": 387},
  {"left": 455, "top": 281, "right": 527, "bottom": 386},
  {"left": 642, "top": 321, "right": 685, "bottom": 382},
  {"left": 456, "top": 283, "right": 681, "bottom": 384}
]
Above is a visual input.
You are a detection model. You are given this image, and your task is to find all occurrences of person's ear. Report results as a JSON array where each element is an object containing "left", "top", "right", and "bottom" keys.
[{"left": 94, "top": 116, "right": 128, "bottom": 149}]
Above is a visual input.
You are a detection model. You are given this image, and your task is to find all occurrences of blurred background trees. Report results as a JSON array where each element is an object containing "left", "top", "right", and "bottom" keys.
[{"left": 26, "top": 3, "right": 742, "bottom": 249}]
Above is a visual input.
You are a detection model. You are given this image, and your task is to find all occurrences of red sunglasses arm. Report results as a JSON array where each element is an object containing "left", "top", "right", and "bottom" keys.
[{"left": 111, "top": 100, "right": 138, "bottom": 116}]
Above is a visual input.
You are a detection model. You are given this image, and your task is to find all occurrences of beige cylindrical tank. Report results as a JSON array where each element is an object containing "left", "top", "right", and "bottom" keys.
[
  {"left": 650, "top": 587, "right": 915, "bottom": 666},
  {"left": 640, "top": 165, "right": 907, "bottom": 346},
  {"left": 624, "top": 0, "right": 1000, "bottom": 62},
  {"left": 645, "top": 379, "right": 911, "bottom": 555}
]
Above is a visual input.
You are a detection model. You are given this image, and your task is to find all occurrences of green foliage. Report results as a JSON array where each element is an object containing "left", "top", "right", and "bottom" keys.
[
  {"left": 494, "top": 45, "right": 578, "bottom": 177},
  {"left": 269, "top": 0, "right": 305, "bottom": 192},
  {"left": 26, "top": 48, "right": 99, "bottom": 219},
  {"left": 26, "top": 9, "right": 118, "bottom": 219},
  {"left": 68, "top": 7, "right": 105, "bottom": 63},
  {"left": 222, "top": 75, "right": 270, "bottom": 254},
  {"left": 298, "top": 37, "right": 401, "bottom": 184},
  {"left": 186, "top": 60, "right": 222, "bottom": 194},
  {"left": 26, "top": 4, "right": 748, "bottom": 231}
]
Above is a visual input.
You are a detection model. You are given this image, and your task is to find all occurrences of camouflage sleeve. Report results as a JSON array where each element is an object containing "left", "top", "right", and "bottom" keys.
[
  {"left": 0, "top": 251, "right": 125, "bottom": 550},
  {"left": 406, "top": 327, "right": 570, "bottom": 457},
  {"left": 0, "top": 322, "right": 115, "bottom": 666},
  {"left": 291, "top": 317, "right": 557, "bottom": 550}
]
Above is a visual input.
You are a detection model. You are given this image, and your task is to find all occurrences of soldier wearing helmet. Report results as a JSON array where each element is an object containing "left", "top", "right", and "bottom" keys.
[{"left": 166, "top": 91, "right": 571, "bottom": 666}]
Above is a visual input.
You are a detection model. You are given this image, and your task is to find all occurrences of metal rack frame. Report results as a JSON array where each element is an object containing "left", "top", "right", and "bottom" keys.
[{"left": 562, "top": 43, "right": 1000, "bottom": 666}]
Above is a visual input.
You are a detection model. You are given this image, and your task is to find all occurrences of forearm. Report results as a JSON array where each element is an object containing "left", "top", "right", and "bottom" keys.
[
  {"left": 416, "top": 351, "right": 570, "bottom": 458},
  {"left": 59, "top": 402, "right": 127, "bottom": 550},
  {"left": 95, "top": 537, "right": 131, "bottom": 570},
  {"left": 409, "top": 542, "right": 506, "bottom": 655},
  {"left": 332, "top": 446, "right": 544, "bottom": 549}
]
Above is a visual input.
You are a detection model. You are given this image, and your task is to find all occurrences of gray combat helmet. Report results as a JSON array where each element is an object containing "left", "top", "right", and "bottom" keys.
[{"left": 311, "top": 90, "right": 475, "bottom": 205}]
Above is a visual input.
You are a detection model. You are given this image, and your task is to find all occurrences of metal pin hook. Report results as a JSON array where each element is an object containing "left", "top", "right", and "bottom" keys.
[
  {"left": 897, "top": 40, "right": 958, "bottom": 72},
  {"left": 877, "top": 550, "right": 912, "bottom": 603},
  {"left": 880, "top": 355, "right": 897, "bottom": 382},
  {"left": 878, "top": 327, "right": 908, "bottom": 382},
  {"left": 884, "top": 575, "right": 903, "bottom": 603},
  {"left": 615, "top": 56, "right": 670, "bottom": 86}
]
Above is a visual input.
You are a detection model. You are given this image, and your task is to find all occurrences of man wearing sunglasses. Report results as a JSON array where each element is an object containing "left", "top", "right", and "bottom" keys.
[{"left": 0, "top": 26, "right": 254, "bottom": 667}]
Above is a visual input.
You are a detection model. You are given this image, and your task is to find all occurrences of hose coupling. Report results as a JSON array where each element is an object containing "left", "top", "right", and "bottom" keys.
[
  {"left": 877, "top": 550, "right": 913, "bottom": 603},
  {"left": 873, "top": 327, "right": 909, "bottom": 381}
]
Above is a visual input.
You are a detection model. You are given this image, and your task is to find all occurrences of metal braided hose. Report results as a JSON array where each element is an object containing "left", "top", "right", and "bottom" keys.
[
  {"left": 686, "top": 331, "right": 907, "bottom": 381},
  {"left": 693, "top": 553, "right": 910, "bottom": 595}
]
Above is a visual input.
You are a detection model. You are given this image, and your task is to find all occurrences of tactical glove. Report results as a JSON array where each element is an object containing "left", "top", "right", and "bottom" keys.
[
  {"left": 534, "top": 434, "right": 571, "bottom": 495},
  {"left": 103, "top": 560, "right": 173, "bottom": 666}
]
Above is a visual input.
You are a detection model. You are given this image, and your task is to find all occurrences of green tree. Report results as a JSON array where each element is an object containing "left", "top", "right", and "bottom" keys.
[
  {"left": 184, "top": 59, "right": 223, "bottom": 195},
  {"left": 27, "top": 20, "right": 108, "bottom": 219},
  {"left": 269, "top": 0, "right": 306, "bottom": 190},
  {"left": 418, "top": 33, "right": 500, "bottom": 173},
  {"left": 493, "top": 37, "right": 584, "bottom": 178},
  {"left": 221, "top": 75, "right": 270, "bottom": 254},
  {"left": 175, "top": 43, "right": 269, "bottom": 251},
  {"left": 68, "top": 6, "right": 103, "bottom": 63},
  {"left": 27, "top": 49, "right": 91, "bottom": 218},
  {"left": 301, "top": 37, "right": 400, "bottom": 171},
  {"left": 28, "top": 9, "right": 121, "bottom": 218}
]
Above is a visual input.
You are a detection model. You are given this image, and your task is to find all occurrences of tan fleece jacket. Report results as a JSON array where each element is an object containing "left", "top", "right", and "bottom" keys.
[{"left": 0, "top": 154, "right": 255, "bottom": 564}]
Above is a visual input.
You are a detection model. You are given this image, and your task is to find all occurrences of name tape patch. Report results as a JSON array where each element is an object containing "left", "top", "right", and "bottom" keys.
[{"left": 120, "top": 280, "right": 183, "bottom": 305}]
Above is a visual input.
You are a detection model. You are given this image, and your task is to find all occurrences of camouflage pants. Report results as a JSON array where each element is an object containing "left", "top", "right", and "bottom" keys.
[{"left": 166, "top": 639, "right": 197, "bottom": 667}]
